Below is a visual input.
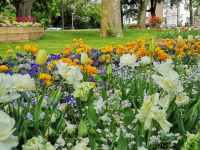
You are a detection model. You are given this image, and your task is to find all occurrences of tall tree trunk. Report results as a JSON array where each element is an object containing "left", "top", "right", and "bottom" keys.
[
  {"left": 100, "top": 0, "right": 123, "bottom": 37},
  {"left": 137, "top": 0, "right": 147, "bottom": 29},
  {"left": 121, "top": 0, "right": 124, "bottom": 29},
  {"left": 189, "top": 0, "right": 192, "bottom": 26},
  {"left": 147, "top": 0, "right": 157, "bottom": 17},
  {"left": 16, "top": 0, "right": 33, "bottom": 18}
]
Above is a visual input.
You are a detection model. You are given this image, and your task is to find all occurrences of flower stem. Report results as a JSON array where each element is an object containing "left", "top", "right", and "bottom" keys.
[
  {"left": 35, "top": 65, "right": 41, "bottom": 136},
  {"left": 146, "top": 121, "right": 153, "bottom": 149},
  {"left": 45, "top": 78, "right": 65, "bottom": 111},
  {"left": 190, "top": 98, "right": 200, "bottom": 121},
  {"left": 149, "top": 53, "right": 153, "bottom": 95}
]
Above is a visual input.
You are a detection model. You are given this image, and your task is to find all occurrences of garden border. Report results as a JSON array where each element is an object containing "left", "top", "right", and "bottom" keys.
[{"left": 0, "top": 27, "right": 44, "bottom": 43}]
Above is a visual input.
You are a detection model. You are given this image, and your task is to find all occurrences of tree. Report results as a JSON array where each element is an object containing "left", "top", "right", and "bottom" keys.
[
  {"left": 121, "top": 0, "right": 139, "bottom": 28},
  {"left": 137, "top": 0, "right": 147, "bottom": 29},
  {"left": 75, "top": 0, "right": 101, "bottom": 28},
  {"left": 100, "top": 0, "right": 123, "bottom": 37},
  {"left": 12, "top": 0, "right": 34, "bottom": 18},
  {"left": 0, "top": 0, "right": 8, "bottom": 13}
]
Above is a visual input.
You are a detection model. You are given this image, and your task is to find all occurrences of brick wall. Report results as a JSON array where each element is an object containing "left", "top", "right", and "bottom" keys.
[{"left": 148, "top": 2, "right": 163, "bottom": 18}]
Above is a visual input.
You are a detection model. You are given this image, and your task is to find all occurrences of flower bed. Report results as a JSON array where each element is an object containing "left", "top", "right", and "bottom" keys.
[
  {"left": 0, "top": 27, "right": 44, "bottom": 43},
  {"left": 1, "top": 37, "right": 200, "bottom": 150}
]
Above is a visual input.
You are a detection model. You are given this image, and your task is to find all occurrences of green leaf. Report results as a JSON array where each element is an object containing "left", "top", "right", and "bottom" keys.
[
  {"left": 78, "top": 120, "right": 88, "bottom": 137},
  {"left": 101, "top": 86, "right": 107, "bottom": 100},
  {"left": 175, "top": 105, "right": 185, "bottom": 135},
  {"left": 51, "top": 93, "right": 61, "bottom": 114},
  {"left": 75, "top": 97, "right": 82, "bottom": 119},
  {"left": 116, "top": 130, "right": 127, "bottom": 150},
  {"left": 185, "top": 106, "right": 199, "bottom": 132},
  {"left": 138, "top": 76, "right": 144, "bottom": 105},
  {"left": 161, "top": 132, "right": 174, "bottom": 142},
  {"left": 88, "top": 129, "right": 97, "bottom": 150},
  {"left": 87, "top": 100, "right": 97, "bottom": 123}
]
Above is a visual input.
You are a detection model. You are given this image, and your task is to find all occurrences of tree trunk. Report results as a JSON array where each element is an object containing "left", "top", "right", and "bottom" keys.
[
  {"left": 16, "top": 0, "right": 33, "bottom": 18},
  {"left": 147, "top": 0, "right": 157, "bottom": 17},
  {"left": 189, "top": 0, "right": 192, "bottom": 26},
  {"left": 137, "top": 0, "right": 147, "bottom": 29},
  {"left": 121, "top": 0, "right": 124, "bottom": 29},
  {"left": 100, "top": 0, "right": 123, "bottom": 37}
]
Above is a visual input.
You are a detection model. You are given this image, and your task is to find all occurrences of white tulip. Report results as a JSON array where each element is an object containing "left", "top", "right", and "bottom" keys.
[
  {"left": 175, "top": 92, "right": 190, "bottom": 107},
  {"left": 158, "top": 95, "right": 171, "bottom": 110},
  {"left": 51, "top": 113, "right": 56, "bottom": 123},
  {"left": 56, "top": 60, "right": 83, "bottom": 86},
  {"left": 152, "top": 67, "right": 183, "bottom": 98},
  {"left": 119, "top": 53, "right": 139, "bottom": 68},
  {"left": 136, "top": 93, "right": 172, "bottom": 133},
  {"left": 0, "top": 73, "right": 20, "bottom": 103},
  {"left": 81, "top": 53, "right": 88, "bottom": 64},
  {"left": 140, "top": 56, "right": 151, "bottom": 66},
  {"left": 64, "top": 121, "right": 77, "bottom": 134},
  {"left": 0, "top": 111, "right": 18, "bottom": 150},
  {"left": 66, "top": 66, "right": 83, "bottom": 86},
  {"left": 12, "top": 74, "right": 36, "bottom": 91},
  {"left": 55, "top": 60, "right": 70, "bottom": 79},
  {"left": 56, "top": 134, "right": 65, "bottom": 146}
]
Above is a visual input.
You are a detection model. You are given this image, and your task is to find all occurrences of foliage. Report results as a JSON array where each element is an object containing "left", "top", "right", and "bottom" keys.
[
  {"left": 106, "top": 22, "right": 119, "bottom": 37},
  {"left": 1, "top": 35, "right": 200, "bottom": 149},
  {"left": 156, "top": 27, "right": 200, "bottom": 39},
  {"left": 75, "top": 0, "right": 101, "bottom": 28},
  {"left": 0, "top": 0, "right": 8, "bottom": 13},
  {"left": 148, "top": 16, "right": 162, "bottom": 28},
  {"left": 121, "top": 0, "right": 138, "bottom": 19}
]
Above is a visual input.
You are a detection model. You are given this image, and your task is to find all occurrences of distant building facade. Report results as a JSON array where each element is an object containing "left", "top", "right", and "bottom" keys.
[{"left": 164, "top": 0, "right": 195, "bottom": 27}]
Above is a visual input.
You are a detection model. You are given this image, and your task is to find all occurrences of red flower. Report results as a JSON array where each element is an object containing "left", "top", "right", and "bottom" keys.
[
  {"left": 23, "top": 17, "right": 27, "bottom": 21},
  {"left": 185, "top": 29, "right": 187, "bottom": 32},
  {"left": 160, "top": 29, "right": 162, "bottom": 32},
  {"left": 174, "top": 29, "right": 177, "bottom": 31},
  {"left": 9, "top": 17, "right": 12, "bottom": 19},
  {"left": 191, "top": 28, "right": 194, "bottom": 30},
  {"left": 20, "top": 17, "right": 22, "bottom": 20},
  {"left": 157, "top": 29, "right": 160, "bottom": 32},
  {"left": 31, "top": 18, "right": 34, "bottom": 20},
  {"left": 3, "top": 14, "right": 5, "bottom": 16},
  {"left": 35, "top": 19, "right": 37, "bottom": 21},
  {"left": 27, "top": 16, "right": 30, "bottom": 20},
  {"left": 3, "top": 18, "right": 5, "bottom": 20},
  {"left": 181, "top": 28, "right": 184, "bottom": 30}
]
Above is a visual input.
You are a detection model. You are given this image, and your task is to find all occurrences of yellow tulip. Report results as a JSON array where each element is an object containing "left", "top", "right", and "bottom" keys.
[
  {"left": 149, "top": 39, "right": 156, "bottom": 53},
  {"left": 188, "top": 35, "right": 193, "bottom": 42},
  {"left": 36, "top": 50, "right": 48, "bottom": 65},
  {"left": 107, "top": 64, "right": 112, "bottom": 75},
  {"left": 178, "top": 35, "right": 182, "bottom": 43},
  {"left": 81, "top": 53, "right": 88, "bottom": 64}
]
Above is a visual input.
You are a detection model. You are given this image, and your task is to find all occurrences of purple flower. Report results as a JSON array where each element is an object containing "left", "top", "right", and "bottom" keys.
[{"left": 27, "top": 112, "right": 33, "bottom": 120}]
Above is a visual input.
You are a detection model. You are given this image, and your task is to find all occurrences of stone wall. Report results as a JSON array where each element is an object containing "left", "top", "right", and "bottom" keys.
[
  {"left": 195, "top": 16, "right": 200, "bottom": 26},
  {"left": 0, "top": 27, "right": 44, "bottom": 43}
]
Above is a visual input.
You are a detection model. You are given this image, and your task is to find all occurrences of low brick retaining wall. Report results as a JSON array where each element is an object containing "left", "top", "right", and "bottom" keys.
[{"left": 0, "top": 27, "right": 44, "bottom": 43}]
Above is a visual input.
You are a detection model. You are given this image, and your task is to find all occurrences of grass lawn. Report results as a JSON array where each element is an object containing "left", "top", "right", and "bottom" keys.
[{"left": 0, "top": 29, "right": 158, "bottom": 58}]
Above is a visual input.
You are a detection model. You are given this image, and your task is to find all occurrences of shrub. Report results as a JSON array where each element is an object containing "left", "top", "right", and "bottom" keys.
[{"left": 148, "top": 16, "right": 162, "bottom": 28}]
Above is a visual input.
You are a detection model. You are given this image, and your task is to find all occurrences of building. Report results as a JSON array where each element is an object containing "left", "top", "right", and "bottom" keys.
[
  {"left": 164, "top": 0, "right": 195, "bottom": 27},
  {"left": 123, "top": 0, "right": 165, "bottom": 25}
]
